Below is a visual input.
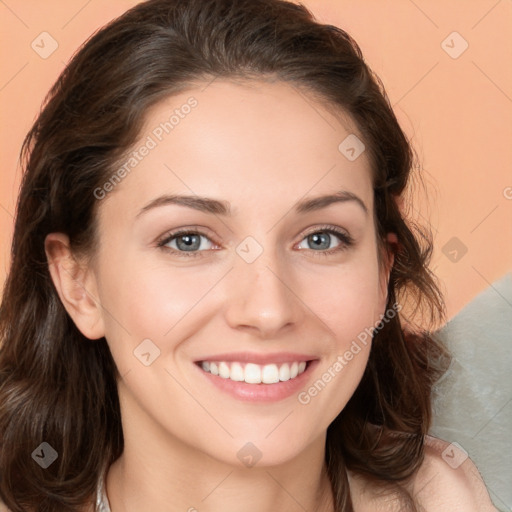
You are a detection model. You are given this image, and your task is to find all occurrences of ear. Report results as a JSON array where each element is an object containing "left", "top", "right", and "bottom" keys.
[
  {"left": 45, "top": 233, "right": 105, "bottom": 340},
  {"left": 377, "top": 232, "right": 397, "bottom": 311}
]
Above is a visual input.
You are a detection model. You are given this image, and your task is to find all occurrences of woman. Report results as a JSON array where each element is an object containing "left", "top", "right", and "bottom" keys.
[{"left": 0, "top": 0, "right": 497, "bottom": 510}]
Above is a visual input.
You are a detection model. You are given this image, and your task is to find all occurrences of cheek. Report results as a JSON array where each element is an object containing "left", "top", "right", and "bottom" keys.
[
  {"left": 305, "top": 254, "right": 384, "bottom": 341},
  {"left": 294, "top": 253, "right": 382, "bottom": 412},
  {"left": 95, "top": 254, "right": 215, "bottom": 359}
]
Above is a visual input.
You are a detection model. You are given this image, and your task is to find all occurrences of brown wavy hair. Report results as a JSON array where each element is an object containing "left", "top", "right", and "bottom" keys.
[{"left": 0, "top": 0, "right": 449, "bottom": 510}]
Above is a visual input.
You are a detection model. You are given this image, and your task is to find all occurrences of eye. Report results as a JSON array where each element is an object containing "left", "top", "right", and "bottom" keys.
[
  {"left": 157, "top": 229, "right": 216, "bottom": 258},
  {"left": 157, "top": 225, "right": 354, "bottom": 259},
  {"left": 296, "top": 226, "right": 354, "bottom": 256}
]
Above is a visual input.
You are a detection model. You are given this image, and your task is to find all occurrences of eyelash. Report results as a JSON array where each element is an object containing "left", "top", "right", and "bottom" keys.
[{"left": 156, "top": 225, "right": 354, "bottom": 259}]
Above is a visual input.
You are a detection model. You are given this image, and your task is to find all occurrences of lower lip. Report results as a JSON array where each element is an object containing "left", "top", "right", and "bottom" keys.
[{"left": 195, "top": 360, "right": 319, "bottom": 402}]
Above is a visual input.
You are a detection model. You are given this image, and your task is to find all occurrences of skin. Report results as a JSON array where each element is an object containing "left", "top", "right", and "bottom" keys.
[{"left": 43, "top": 80, "right": 496, "bottom": 512}]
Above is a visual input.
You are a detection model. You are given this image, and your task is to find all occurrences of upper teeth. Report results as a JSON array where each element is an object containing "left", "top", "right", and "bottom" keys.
[{"left": 201, "top": 361, "right": 307, "bottom": 384}]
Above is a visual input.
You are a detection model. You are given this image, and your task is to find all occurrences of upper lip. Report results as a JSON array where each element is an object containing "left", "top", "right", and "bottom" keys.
[{"left": 194, "top": 352, "right": 318, "bottom": 365}]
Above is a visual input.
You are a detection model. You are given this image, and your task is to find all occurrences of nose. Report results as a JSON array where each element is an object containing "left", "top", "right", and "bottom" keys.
[{"left": 223, "top": 244, "right": 303, "bottom": 339}]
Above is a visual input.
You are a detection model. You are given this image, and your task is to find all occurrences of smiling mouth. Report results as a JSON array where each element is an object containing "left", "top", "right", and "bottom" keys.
[{"left": 196, "top": 360, "right": 312, "bottom": 384}]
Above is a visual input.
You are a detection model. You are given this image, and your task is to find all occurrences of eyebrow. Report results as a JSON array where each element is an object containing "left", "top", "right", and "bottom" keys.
[{"left": 136, "top": 190, "right": 368, "bottom": 218}]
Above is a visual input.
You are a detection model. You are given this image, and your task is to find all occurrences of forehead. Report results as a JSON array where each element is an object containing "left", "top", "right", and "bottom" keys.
[{"left": 99, "top": 79, "right": 374, "bottom": 222}]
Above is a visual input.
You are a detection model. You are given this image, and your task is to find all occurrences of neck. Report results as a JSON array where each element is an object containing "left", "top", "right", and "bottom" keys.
[
  {"left": 106, "top": 445, "right": 335, "bottom": 512},
  {"left": 105, "top": 390, "right": 335, "bottom": 512}
]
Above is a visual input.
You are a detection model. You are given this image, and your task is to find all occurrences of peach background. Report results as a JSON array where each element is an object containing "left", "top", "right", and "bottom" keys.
[{"left": 1, "top": 0, "right": 511, "bottom": 321}]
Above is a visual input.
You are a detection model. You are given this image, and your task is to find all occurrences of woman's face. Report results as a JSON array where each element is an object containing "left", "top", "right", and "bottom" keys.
[{"left": 86, "top": 79, "right": 392, "bottom": 467}]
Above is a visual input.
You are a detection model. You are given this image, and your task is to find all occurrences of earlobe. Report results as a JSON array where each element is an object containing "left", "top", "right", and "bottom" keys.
[{"left": 44, "top": 233, "right": 105, "bottom": 340}]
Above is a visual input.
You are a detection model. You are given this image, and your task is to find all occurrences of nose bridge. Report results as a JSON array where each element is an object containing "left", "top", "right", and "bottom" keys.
[{"left": 223, "top": 234, "right": 301, "bottom": 336}]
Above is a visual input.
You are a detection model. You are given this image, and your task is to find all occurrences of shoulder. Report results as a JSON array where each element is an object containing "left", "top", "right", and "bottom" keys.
[
  {"left": 405, "top": 435, "right": 497, "bottom": 511},
  {"left": 348, "top": 434, "right": 498, "bottom": 512}
]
